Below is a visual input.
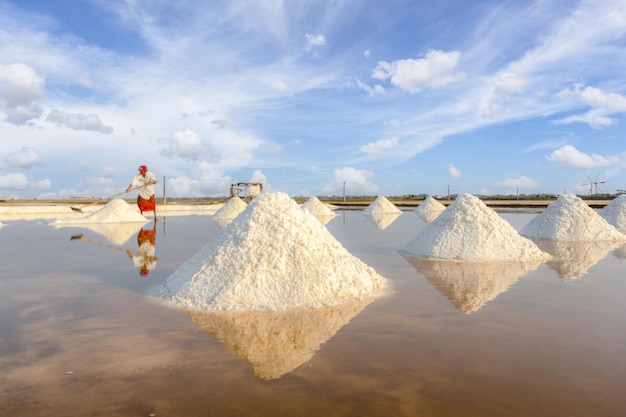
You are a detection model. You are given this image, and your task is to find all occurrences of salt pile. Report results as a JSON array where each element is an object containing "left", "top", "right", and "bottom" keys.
[
  {"left": 407, "top": 258, "right": 542, "bottom": 313},
  {"left": 598, "top": 194, "right": 626, "bottom": 233},
  {"left": 184, "top": 300, "right": 371, "bottom": 379},
  {"left": 363, "top": 196, "right": 402, "bottom": 214},
  {"left": 400, "top": 193, "right": 550, "bottom": 262},
  {"left": 301, "top": 196, "right": 336, "bottom": 217},
  {"left": 52, "top": 222, "right": 145, "bottom": 245},
  {"left": 520, "top": 193, "right": 626, "bottom": 241},
  {"left": 414, "top": 196, "right": 446, "bottom": 223},
  {"left": 49, "top": 199, "right": 149, "bottom": 224},
  {"left": 157, "top": 192, "right": 386, "bottom": 311},
  {"left": 213, "top": 196, "right": 247, "bottom": 219}
]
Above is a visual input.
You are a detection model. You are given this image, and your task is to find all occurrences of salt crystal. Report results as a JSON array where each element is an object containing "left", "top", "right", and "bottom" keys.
[
  {"left": 301, "top": 196, "right": 336, "bottom": 217},
  {"left": 157, "top": 192, "right": 386, "bottom": 311},
  {"left": 520, "top": 193, "right": 626, "bottom": 241},
  {"left": 400, "top": 193, "right": 550, "bottom": 261}
]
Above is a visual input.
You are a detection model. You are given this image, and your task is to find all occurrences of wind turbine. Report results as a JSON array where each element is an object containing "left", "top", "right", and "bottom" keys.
[{"left": 580, "top": 172, "right": 607, "bottom": 196}]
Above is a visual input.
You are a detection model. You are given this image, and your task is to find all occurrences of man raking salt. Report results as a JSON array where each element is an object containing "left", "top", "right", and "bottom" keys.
[{"left": 126, "top": 165, "right": 157, "bottom": 221}]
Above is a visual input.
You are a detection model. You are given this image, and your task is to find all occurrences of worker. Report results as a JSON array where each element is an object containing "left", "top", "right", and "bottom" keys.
[{"left": 126, "top": 165, "right": 157, "bottom": 220}]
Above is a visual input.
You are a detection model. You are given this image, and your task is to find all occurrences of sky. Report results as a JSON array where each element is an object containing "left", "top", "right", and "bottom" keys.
[{"left": 1, "top": 0, "right": 626, "bottom": 199}]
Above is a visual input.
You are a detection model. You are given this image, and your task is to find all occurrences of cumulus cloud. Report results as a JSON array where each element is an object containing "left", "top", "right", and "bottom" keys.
[
  {"left": 546, "top": 145, "right": 621, "bottom": 169},
  {"left": 494, "top": 176, "right": 539, "bottom": 189},
  {"left": 372, "top": 49, "right": 464, "bottom": 93},
  {"left": 322, "top": 167, "right": 380, "bottom": 195},
  {"left": 555, "top": 85, "right": 626, "bottom": 128},
  {"left": 448, "top": 164, "right": 462, "bottom": 179},
  {"left": 46, "top": 109, "right": 114, "bottom": 134},
  {"left": 165, "top": 160, "right": 233, "bottom": 197},
  {"left": 159, "top": 128, "right": 206, "bottom": 160},
  {"left": 0, "top": 63, "right": 44, "bottom": 124},
  {"left": 5, "top": 147, "right": 44, "bottom": 169},
  {"left": 304, "top": 33, "right": 325, "bottom": 51},
  {"left": 0, "top": 173, "right": 50, "bottom": 190},
  {"left": 360, "top": 137, "right": 399, "bottom": 154}
]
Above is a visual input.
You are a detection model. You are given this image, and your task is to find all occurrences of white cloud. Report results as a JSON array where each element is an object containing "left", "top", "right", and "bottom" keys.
[
  {"left": 363, "top": 49, "right": 371, "bottom": 59},
  {"left": 322, "top": 167, "right": 380, "bottom": 195},
  {"left": 546, "top": 145, "right": 621, "bottom": 169},
  {"left": 372, "top": 49, "right": 464, "bottom": 93},
  {"left": 360, "top": 137, "right": 399, "bottom": 154},
  {"left": 0, "top": 62, "right": 44, "bottom": 125},
  {"left": 493, "top": 71, "right": 527, "bottom": 94},
  {"left": 448, "top": 164, "right": 462, "bottom": 179},
  {"left": 5, "top": 146, "right": 44, "bottom": 169},
  {"left": 159, "top": 128, "right": 206, "bottom": 161},
  {"left": 356, "top": 79, "right": 385, "bottom": 96},
  {"left": 555, "top": 86, "right": 626, "bottom": 128},
  {"left": 0, "top": 172, "right": 50, "bottom": 190},
  {"left": 494, "top": 176, "right": 539, "bottom": 189},
  {"left": 46, "top": 109, "right": 114, "bottom": 134},
  {"left": 304, "top": 33, "right": 325, "bottom": 51}
]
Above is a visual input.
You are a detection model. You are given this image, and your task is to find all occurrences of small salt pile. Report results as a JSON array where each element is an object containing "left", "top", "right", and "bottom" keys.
[
  {"left": 598, "top": 194, "right": 626, "bottom": 233},
  {"left": 414, "top": 196, "right": 446, "bottom": 222},
  {"left": 157, "top": 192, "right": 386, "bottom": 311},
  {"left": 301, "top": 196, "right": 336, "bottom": 217},
  {"left": 520, "top": 193, "right": 626, "bottom": 241},
  {"left": 363, "top": 196, "right": 402, "bottom": 214},
  {"left": 213, "top": 196, "right": 247, "bottom": 219},
  {"left": 49, "top": 199, "right": 149, "bottom": 224},
  {"left": 400, "top": 193, "right": 550, "bottom": 262}
]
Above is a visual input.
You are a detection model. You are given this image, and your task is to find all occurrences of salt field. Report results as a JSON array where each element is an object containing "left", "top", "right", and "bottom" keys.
[{"left": 1, "top": 201, "right": 626, "bottom": 416}]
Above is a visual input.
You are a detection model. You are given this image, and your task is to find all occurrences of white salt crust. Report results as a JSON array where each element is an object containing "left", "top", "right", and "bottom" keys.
[
  {"left": 521, "top": 193, "right": 626, "bottom": 241},
  {"left": 400, "top": 193, "right": 550, "bottom": 262},
  {"left": 598, "top": 194, "right": 626, "bottom": 234},
  {"left": 363, "top": 196, "right": 402, "bottom": 214},
  {"left": 157, "top": 192, "right": 387, "bottom": 311}
]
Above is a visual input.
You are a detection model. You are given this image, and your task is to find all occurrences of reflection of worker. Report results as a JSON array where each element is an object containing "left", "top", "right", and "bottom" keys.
[
  {"left": 126, "top": 165, "right": 157, "bottom": 220},
  {"left": 126, "top": 225, "right": 158, "bottom": 276}
]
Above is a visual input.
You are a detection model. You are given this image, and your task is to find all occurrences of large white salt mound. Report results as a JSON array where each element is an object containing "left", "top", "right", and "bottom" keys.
[
  {"left": 213, "top": 196, "right": 247, "bottom": 219},
  {"left": 598, "top": 194, "right": 626, "bottom": 233},
  {"left": 400, "top": 193, "right": 550, "bottom": 262},
  {"left": 49, "top": 199, "right": 149, "bottom": 224},
  {"left": 157, "top": 192, "right": 387, "bottom": 311},
  {"left": 301, "top": 196, "right": 336, "bottom": 217},
  {"left": 414, "top": 196, "right": 446, "bottom": 222},
  {"left": 363, "top": 196, "right": 402, "bottom": 214},
  {"left": 520, "top": 193, "right": 626, "bottom": 241}
]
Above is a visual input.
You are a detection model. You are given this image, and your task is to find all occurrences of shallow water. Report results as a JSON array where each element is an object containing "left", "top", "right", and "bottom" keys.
[{"left": 1, "top": 211, "right": 625, "bottom": 416}]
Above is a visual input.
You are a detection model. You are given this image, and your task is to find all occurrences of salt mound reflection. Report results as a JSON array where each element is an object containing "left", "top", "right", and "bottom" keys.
[
  {"left": 364, "top": 212, "right": 401, "bottom": 229},
  {"left": 532, "top": 239, "right": 622, "bottom": 280},
  {"left": 405, "top": 258, "right": 543, "bottom": 313},
  {"left": 51, "top": 222, "right": 145, "bottom": 245},
  {"left": 183, "top": 301, "right": 371, "bottom": 380}
]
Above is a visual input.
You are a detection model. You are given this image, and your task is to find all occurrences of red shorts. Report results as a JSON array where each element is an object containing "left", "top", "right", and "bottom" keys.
[{"left": 137, "top": 195, "right": 156, "bottom": 212}]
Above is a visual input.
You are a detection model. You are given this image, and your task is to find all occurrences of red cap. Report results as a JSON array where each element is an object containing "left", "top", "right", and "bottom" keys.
[{"left": 138, "top": 165, "right": 148, "bottom": 172}]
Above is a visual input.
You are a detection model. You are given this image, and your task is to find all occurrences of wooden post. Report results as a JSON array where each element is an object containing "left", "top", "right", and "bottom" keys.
[{"left": 162, "top": 176, "right": 166, "bottom": 204}]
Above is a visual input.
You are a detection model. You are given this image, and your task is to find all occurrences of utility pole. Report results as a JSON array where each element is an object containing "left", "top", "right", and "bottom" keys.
[
  {"left": 343, "top": 181, "right": 346, "bottom": 202},
  {"left": 163, "top": 176, "right": 167, "bottom": 204}
]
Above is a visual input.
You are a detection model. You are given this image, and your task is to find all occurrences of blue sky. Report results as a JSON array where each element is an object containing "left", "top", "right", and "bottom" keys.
[{"left": 1, "top": 0, "right": 625, "bottom": 199}]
